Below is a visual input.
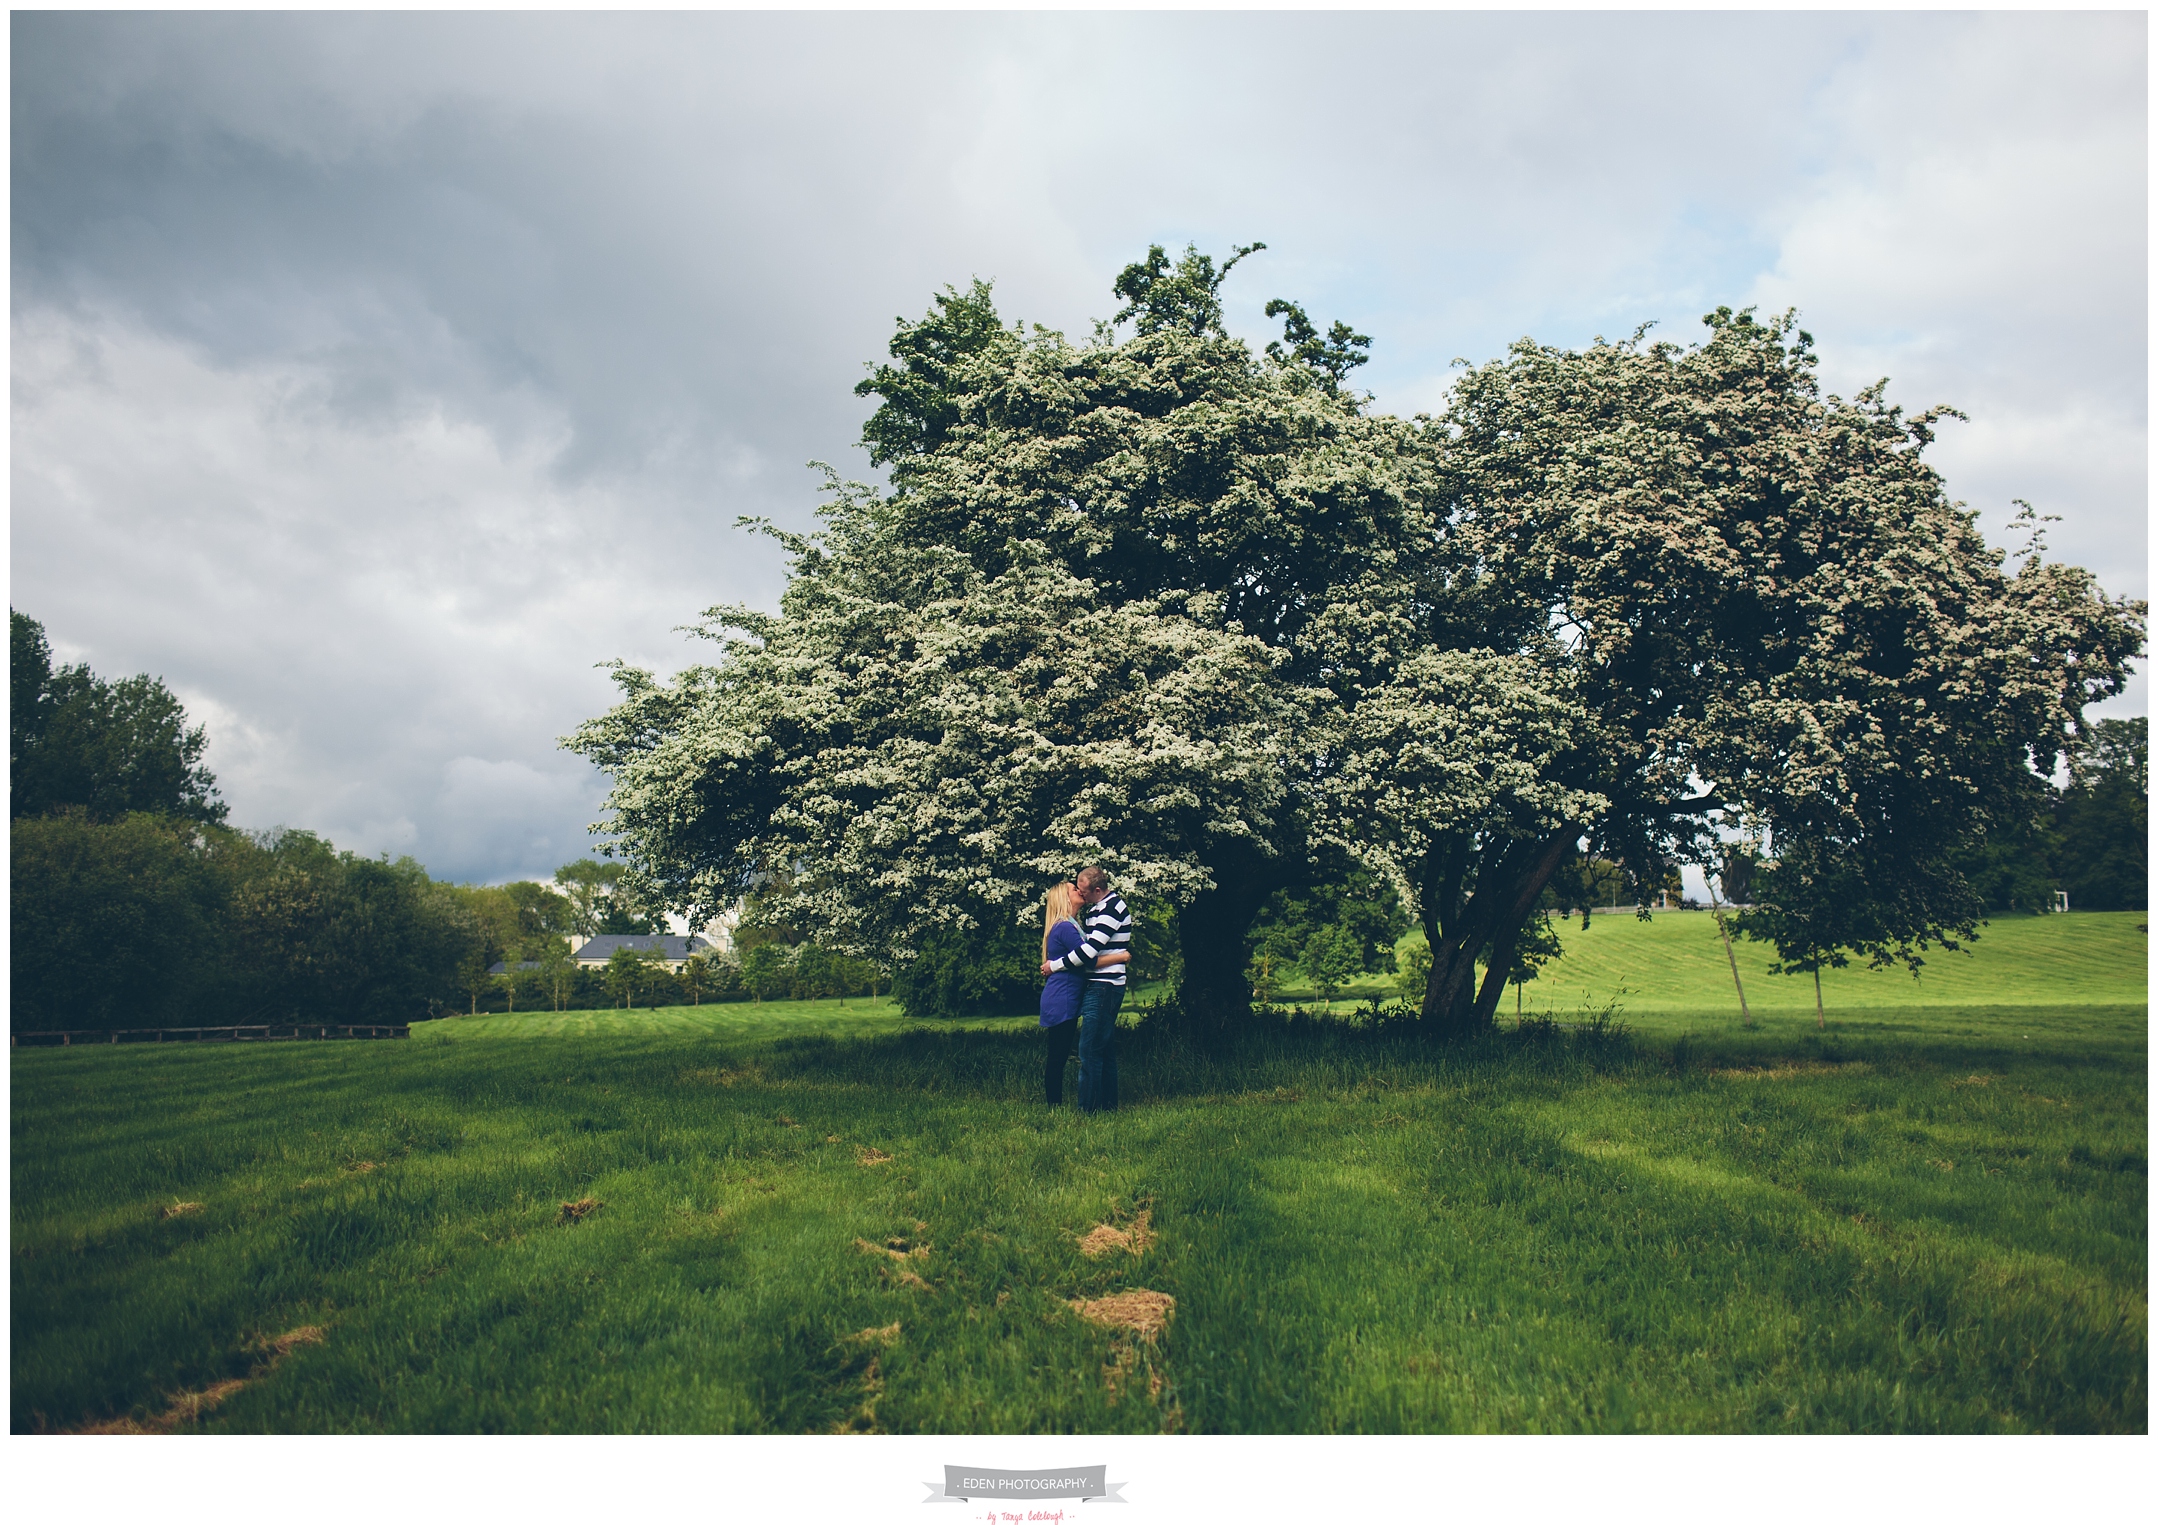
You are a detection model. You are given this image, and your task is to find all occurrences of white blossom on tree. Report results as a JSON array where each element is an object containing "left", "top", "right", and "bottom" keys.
[
  {"left": 1391, "top": 308, "right": 2144, "bottom": 1031},
  {"left": 570, "top": 504, "right": 1300, "bottom": 960},
  {"left": 569, "top": 257, "right": 2141, "bottom": 1038},
  {"left": 568, "top": 249, "right": 1446, "bottom": 1024}
]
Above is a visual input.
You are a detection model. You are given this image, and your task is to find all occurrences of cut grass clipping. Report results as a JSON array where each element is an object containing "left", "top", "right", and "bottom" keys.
[
  {"left": 854, "top": 1230, "right": 933, "bottom": 1291},
  {"left": 1078, "top": 1208, "right": 1156, "bottom": 1259},
  {"left": 10, "top": 914, "right": 2145, "bottom": 1433},
  {"left": 75, "top": 1327, "right": 325, "bottom": 1434},
  {"left": 1069, "top": 1290, "right": 1175, "bottom": 1341}
]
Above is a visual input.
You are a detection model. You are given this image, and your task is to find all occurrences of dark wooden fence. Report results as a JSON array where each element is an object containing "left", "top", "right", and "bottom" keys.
[{"left": 12, "top": 1023, "right": 410, "bottom": 1047}]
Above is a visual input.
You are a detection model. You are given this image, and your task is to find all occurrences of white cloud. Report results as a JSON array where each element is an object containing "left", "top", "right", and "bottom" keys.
[
  {"left": 431, "top": 757, "right": 611, "bottom": 880},
  {"left": 1732, "top": 12, "right": 2147, "bottom": 715},
  {"left": 10, "top": 305, "right": 717, "bottom": 880},
  {"left": 1745, "top": 13, "right": 2145, "bottom": 592},
  {"left": 12, "top": 11, "right": 2143, "bottom": 882}
]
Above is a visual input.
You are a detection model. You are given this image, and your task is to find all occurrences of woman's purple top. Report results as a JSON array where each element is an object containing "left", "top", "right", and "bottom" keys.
[{"left": 1041, "top": 919, "right": 1087, "bottom": 1028}]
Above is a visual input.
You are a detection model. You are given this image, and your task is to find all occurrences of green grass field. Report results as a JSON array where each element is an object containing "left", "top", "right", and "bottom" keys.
[
  {"left": 1278, "top": 908, "right": 2148, "bottom": 1015},
  {"left": 12, "top": 914, "right": 2146, "bottom": 1434},
  {"left": 447, "top": 995, "right": 922, "bottom": 1043}
]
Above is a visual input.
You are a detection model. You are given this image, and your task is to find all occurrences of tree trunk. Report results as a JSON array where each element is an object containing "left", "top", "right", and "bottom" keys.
[
  {"left": 1170, "top": 861, "right": 1289, "bottom": 1038},
  {"left": 1420, "top": 928, "right": 1481, "bottom": 1035},
  {"left": 1421, "top": 830, "right": 1577, "bottom": 1039},
  {"left": 1470, "top": 833, "right": 1577, "bottom": 1030},
  {"left": 1174, "top": 885, "right": 1259, "bottom": 1034},
  {"left": 1708, "top": 879, "right": 1752, "bottom": 1027},
  {"left": 1813, "top": 966, "right": 1825, "bottom": 1030}
]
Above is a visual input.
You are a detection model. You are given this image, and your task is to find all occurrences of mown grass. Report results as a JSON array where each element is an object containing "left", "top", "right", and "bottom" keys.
[
  {"left": 13, "top": 987, "right": 2145, "bottom": 1434},
  {"left": 1272, "top": 908, "right": 2147, "bottom": 1014},
  {"left": 450, "top": 994, "right": 919, "bottom": 1043},
  {"left": 1508, "top": 908, "right": 2148, "bottom": 1013}
]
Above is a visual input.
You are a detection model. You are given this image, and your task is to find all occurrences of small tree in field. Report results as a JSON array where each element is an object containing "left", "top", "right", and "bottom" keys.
[
  {"left": 821, "top": 951, "right": 877, "bottom": 1005},
  {"left": 683, "top": 950, "right": 718, "bottom": 1005},
  {"left": 1736, "top": 888, "right": 1845, "bottom": 1030},
  {"left": 740, "top": 942, "right": 789, "bottom": 1004},
  {"left": 536, "top": 937, "right": 575, "bottom": 1011},
  {"left": 1501, "top": 911, "right": 1563, "bottom": 1017},
  {"left": 457, "top": 950, "right": 494, "bottom": 1015},
  {"left": 1706, "top": 853, "right": 1755, "bottom": 1027},
  {"left": 602, "top": 946, "right": 645, "bottom": 1008},
  {"left": 636, "top": 943, "right": 678, "bottom": 1008},
  {"left": 1396, "top": 940, "right": 1433, "bottom": 1004},
  {"left": 1303, "top": 924, "right": 1360, "bottom": 1008},
  {"left": 1248, "top": 916, "right": 1303, "bottom": 1008},
  {"left": 1735, "top": 837, "right": 1981, "bottom": 1030},
  {"left": 793, "top": 943, "right": 839, "bottom": 1002}
]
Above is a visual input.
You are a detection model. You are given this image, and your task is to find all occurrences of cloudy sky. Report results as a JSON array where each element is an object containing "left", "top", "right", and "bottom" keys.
[{"left": 11, "top": 10, "right": 2146, "bottom": 887}]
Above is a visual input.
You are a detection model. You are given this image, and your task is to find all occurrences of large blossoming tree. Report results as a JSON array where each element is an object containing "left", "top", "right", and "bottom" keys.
[
  {"left": 1357, "top": 311, "right": 2143, "bottom": 1035},
  {"left": 567, "top": 247, "right": 1442, "bottom": 1025},
  {"left": 570, "top": 250, "right": 2141, "bottom": 1039}
]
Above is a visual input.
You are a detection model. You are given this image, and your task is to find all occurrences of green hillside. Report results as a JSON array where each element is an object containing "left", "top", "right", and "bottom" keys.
[
  {"left": 1509, "top": 908, "right": 2146, "bottom": 1013},
  {"left": 1350, "top": 910, "right": 2145, "bottom": 1019}
]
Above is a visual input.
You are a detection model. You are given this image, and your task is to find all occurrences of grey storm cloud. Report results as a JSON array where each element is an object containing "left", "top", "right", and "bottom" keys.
[{"left": 11, "top": 10, "right": 2146, "bottom": 885}]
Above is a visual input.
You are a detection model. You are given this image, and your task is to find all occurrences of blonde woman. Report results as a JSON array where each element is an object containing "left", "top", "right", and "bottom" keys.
[{"left": 1042, "top": 880, "right": 1127, "bottom": 1104}]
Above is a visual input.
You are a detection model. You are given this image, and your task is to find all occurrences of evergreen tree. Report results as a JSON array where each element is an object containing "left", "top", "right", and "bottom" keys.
[{"left": 11, "top": 610, "right": 226, "bottom": 826}]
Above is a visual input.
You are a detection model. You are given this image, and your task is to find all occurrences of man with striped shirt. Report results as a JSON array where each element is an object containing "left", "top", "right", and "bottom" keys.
[{"left": 1040, "top": 865, "right": 1131, "bottom": 1112}]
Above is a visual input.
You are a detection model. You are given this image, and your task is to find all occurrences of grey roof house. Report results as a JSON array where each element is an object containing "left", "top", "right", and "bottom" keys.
[
  {"left": 489, "top": 934, "right": 716, "bottom": 976},
  {"left": 570, "top": 934, "right": 715, "bottom": 970}
]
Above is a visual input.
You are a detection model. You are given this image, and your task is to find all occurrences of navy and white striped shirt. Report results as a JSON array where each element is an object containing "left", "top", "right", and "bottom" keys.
[{"left": 1050, "top": 891, "right": 1132, "bottom": 986}]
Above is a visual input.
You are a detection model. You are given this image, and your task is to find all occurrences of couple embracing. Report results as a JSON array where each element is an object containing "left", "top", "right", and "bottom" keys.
[{"left": 1038, "top": 865, "right": 1132, "bottom": 1112}]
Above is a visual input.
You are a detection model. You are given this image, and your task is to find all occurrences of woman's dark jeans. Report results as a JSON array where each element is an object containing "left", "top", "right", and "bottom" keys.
[
  {"left": 1043, "top": 1016, "right": 1079, "bottom": 1104},
  {"left": 1077, "top": 982, "right": 1125, "bottom": 1112}
]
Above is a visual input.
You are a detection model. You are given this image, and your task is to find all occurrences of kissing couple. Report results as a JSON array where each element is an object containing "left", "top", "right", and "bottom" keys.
[{"left": 1038, "top": 865, "right": 1133, "bottom": 1112}]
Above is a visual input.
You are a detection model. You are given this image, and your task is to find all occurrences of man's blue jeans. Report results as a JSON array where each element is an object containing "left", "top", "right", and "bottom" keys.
[{"left": 1076, "top": 981, "right": 1124, "bottom": 1112}]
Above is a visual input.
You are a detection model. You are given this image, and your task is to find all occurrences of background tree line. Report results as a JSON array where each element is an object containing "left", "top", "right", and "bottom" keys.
[
  {"left": 12, "top": 804, "right": 481, "bottom": 1032},
  {"left": 472, "top": 920, "right": 889, "bottom": 1016},
  {"left": 13, "top": 609, "right": 898, "bottom": 1029},
  {"left": 12, "top": 609, "right": 482, "bottom": 1031},
  {"left": 1946, "top": 716, "right": 2146, "bottom": 915},
  {"left": 14, "top": 601, "right": 485, "bottom": 1030}
]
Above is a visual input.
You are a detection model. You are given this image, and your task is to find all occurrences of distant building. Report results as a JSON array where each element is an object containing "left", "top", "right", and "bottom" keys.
[
  {"left": 567, "top": 933, "right": 716, "bottom": 972},
  {"left": 491, "top": 933, "right": 718, "bottom": 976}
]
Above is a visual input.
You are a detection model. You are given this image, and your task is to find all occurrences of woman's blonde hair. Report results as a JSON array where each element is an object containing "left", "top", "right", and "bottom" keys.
[{"left": 1043, "top": 881, "right": 1079, "bottom": 960}]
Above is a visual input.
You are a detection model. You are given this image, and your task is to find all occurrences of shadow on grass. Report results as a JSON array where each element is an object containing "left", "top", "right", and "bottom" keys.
[
  {"left": 733, "top": 994, "right": 2149, "bottom": 1113},
  {"left": 741, "top": 1000, "right": 1647, "bottom": 1108},
  {"left": 14, "top": 992, "right": 2144, "bottom": 1434}
]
